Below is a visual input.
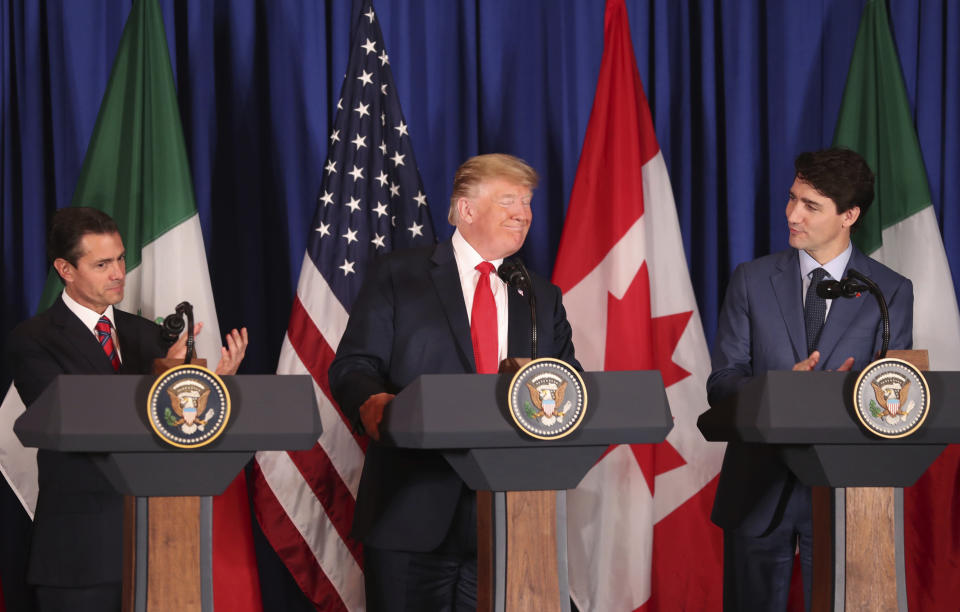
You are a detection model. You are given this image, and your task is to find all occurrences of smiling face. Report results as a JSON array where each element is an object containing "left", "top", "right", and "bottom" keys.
[
  {"left": 456, "top": 177, "right": 533, "bottom": 260},
  {"left": 786, "top": 177, "right": 860, "bottom": 264},
  {"left": 55, "top": 231, "right": 126, "bottom": 314}
]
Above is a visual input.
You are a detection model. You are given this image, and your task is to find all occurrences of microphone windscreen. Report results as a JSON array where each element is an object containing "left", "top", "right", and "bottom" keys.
[{"left": 817, "top": 279, "right": 842, "bottom": 299}]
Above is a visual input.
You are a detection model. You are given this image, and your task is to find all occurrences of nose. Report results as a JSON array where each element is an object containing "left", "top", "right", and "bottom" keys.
[
  {"left": 786, "top": 201, "right": 801, "bottom": 224},
  {"left": 510, "top": 201, "right": 532, "bottom": 223},
  {"left": 111, "top": 259, "right": 126, "bottom": 280}
]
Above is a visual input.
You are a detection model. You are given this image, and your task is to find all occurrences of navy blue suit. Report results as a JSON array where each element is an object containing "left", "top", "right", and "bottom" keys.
[
  {"left": 329, "top": 239, "right": 580, "bottom": 552},
  {"left": 7, "top": 296, "right": 167, "bottom": 609},
  {"left": 707, "top": 247, "right": 912, "bottom": 609}
]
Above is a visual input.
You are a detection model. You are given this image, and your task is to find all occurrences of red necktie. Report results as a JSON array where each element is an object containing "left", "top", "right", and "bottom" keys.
[
  {"left": 95, "top": 316, "right": 121, "bottom": 372},
  {"left": 471, "top": 261, "right": 498, "bottom": 374}
]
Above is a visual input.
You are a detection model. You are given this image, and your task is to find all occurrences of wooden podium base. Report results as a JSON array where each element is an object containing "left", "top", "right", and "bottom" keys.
[
  {"left": 812, "top": 487, "right": 905, "bottom": 611},
  {"left": 122, "top": 496, "right": 213, "bottom": 612},
  {"left": 478, "top": 490, "right": 570, "bottom": 611}
]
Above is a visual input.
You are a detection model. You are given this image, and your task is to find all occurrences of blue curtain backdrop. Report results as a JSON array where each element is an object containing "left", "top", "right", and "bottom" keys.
[{"left": 1, "top": 0, "right": 958, "bottom": 607}]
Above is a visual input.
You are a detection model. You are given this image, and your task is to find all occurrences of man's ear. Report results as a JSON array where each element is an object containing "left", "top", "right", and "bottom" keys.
[
  {"left": 53, "top": 258, "right": 72, "bottom": 282},
  {"left": 457, "top": 197, "right": 473, "bottom": 224},
  {"left": 842, "top": 205, "right": 861, "bottom": 229}
]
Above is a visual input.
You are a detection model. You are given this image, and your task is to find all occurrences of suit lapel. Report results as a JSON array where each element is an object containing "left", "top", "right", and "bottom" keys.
[
  {"left": 50, "top": 297, "right": 117, "bottom": 375},
  {"left": 507, "top": 285, "right": 533, "bottom": 359},
  {"left": 429, "top": 241, "right": 477, "bottom": 371},
  {"left": 770, "top": 250, "right": 807, "bottom": 360},
  {"left": 816, "top": 248, "right": 872, "bottom": 365}
]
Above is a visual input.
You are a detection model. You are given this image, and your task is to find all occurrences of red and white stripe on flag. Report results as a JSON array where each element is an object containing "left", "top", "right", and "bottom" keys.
[
  {"left": 554, "top": 1, "right": 725, "bottom": 610},
  {"left": 252, "top": 260, "right": 366, "bottom": 611}
]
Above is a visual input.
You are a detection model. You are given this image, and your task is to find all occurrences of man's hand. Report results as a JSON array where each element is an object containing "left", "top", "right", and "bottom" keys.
[
  {"left": 359, "top": 392, "right": 395, "bottom": 441},
  {"left": 214, "top": 328, "right": 248, "bottom": 375},
  {"left": 165, "top": 323, "right": 249, "bottom": 375},
  {"left": 793, "top": 350, "right": 854, "bottom": 372}
]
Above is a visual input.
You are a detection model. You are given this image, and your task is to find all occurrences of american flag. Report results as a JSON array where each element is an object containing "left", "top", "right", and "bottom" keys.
[{"left": 251, "top": 2, "right": 435, "bottom": 609}]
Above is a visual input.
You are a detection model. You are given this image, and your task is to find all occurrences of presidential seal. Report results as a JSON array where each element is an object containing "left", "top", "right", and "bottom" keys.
[
  {"left": 147, "top": 364, "right": 231, "bottom": 449},
  {"left": 852, "top": 358, "right": 930, "bottom": 439},
  {"left": 507, "top": 358, "right": 587, "bottom": 440}
]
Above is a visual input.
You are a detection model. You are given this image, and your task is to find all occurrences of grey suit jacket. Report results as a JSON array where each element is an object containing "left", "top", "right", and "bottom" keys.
[
  {"left": 329, "top": 240, "right": 580, "bottom": 551},
  {"left": 707, "top": 247, "right": 913, "bottom": 534},
  {"left": 7, "top": 296, "right": 167, "bottom": 586}
]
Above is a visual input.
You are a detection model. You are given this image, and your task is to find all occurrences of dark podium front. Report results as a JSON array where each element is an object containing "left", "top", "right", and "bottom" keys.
[
  {"left": 15, "top": 374, "right": 320, "bottom": 612},
  {"left": 698, "top": 370, "right": 960, "bottom": 611},
  {"left": 383, "top": 370, "right": 672, "bottom": 611}
]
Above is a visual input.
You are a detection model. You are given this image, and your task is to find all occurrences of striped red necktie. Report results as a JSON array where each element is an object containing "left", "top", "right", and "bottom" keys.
[
  {"left": 471, "top": 261, "right": 498, "bottom": 374},
  {"left": 95, "top": 316, "right": 121, "bottom": 372}
]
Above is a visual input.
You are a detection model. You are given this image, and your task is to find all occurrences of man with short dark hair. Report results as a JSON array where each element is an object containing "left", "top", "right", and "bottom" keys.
[
  {"left": 707, "top": 148, "right": 913, "bottom": 610},
  {"left": 6, "top": 206, "right": 247, "bottom": 611},
  {"left": 329, "top": 154, "right": 580, "bottom": 611}
]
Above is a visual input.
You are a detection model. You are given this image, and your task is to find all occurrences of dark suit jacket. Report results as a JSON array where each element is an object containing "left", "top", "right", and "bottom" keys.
[
  {"left": 329, "top": 240, "right": 580, "bottom": 551},
  {"left": 7, "top": 296, "right": 167, "bottom": 587},
  {"left": 706, "top": 247, "right": 913, "bottom": 535}
]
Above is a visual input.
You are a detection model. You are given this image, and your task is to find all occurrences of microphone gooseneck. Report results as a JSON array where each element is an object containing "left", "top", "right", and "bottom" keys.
[
  {"left": 815, "top": 269, "right": 890, "bottom": 359},
  {"left": 498, "top": 258, "right": 537, "bottom": 359}
]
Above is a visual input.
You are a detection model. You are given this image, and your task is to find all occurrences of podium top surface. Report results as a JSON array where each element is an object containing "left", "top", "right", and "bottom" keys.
[
  {"left": 698, "top": 370, "right": 960, "bottom": 444},
  {"left": 15, "top": 374, "right": 320, "bottom": 453},
  {"left": 382, "top": 370, "right": 672, "bottom": 449}
]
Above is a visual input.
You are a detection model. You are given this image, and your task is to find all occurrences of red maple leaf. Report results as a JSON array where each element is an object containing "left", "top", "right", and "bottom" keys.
[{"left": 603, "top": 262, "right": 693, "bottom": 495}]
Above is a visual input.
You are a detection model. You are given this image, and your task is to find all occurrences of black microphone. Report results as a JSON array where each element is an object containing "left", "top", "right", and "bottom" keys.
[
  {"left": 816, "top": 277, "right": 870, "bottom": 299},
  {"left": 498, "top": 258, "right": 537, "bottom": 359},
  {"left": 160, "top": 301, "right": 196, "bottom": 363},
  {"left": 816, "top": 269, "right": 890, "bottom": 359}
]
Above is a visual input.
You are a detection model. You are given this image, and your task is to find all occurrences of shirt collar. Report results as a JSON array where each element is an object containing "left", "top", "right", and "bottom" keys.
[
  {"left": 799, "top": 241, "right": 853, "bottom": 282},
  {"left": 61, "top": 289, "right": 117, "bottom": 334},
  {"left": 451, "top": 228, "right": 504, "bottom": 272}
]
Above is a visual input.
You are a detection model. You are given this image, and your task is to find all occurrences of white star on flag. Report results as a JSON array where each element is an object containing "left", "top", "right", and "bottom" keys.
[{"left": 342, "top": 227, "right": 358, "bottom": 244}]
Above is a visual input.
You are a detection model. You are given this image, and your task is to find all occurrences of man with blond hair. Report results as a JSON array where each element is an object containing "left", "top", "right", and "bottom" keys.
[{"left": 330, "top": 154, "right": 580, "bottom": 610}]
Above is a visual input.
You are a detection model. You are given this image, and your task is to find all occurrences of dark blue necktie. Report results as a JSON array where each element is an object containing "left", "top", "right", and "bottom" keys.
[{"left": 804, "top": 268, "right": 828, "bottom": 355}]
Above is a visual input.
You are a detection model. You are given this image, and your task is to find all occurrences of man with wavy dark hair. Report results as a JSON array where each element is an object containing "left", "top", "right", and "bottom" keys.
[
  {"left": 7, "top": 207, "right": 247, "bottom": 611},
  {"left": 707, "top": 148, "right": 913, "bottom": 610}
]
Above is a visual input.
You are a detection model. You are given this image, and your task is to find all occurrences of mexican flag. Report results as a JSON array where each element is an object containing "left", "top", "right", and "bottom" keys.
[
  {"left": 0, "top": 0, "right": 260, "bottom": 608},
  {"left": 833, "top": 0, "right": 960, "bottom": 608}
]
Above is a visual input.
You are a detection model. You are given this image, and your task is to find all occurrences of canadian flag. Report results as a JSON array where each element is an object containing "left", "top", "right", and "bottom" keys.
[{"left": 554, "top": 0, "right": 725, "bottom": 609}]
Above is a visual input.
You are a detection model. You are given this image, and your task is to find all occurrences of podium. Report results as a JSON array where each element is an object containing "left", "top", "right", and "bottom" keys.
[
  {"left": 383, "top": 370, "right": 672, "bottom": 611},
  {"left": 15, "top": 374, "right": 320, "bottom": 612},
  {"left": 698, "top": 369, "right": 960, "bottom": 611}
]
